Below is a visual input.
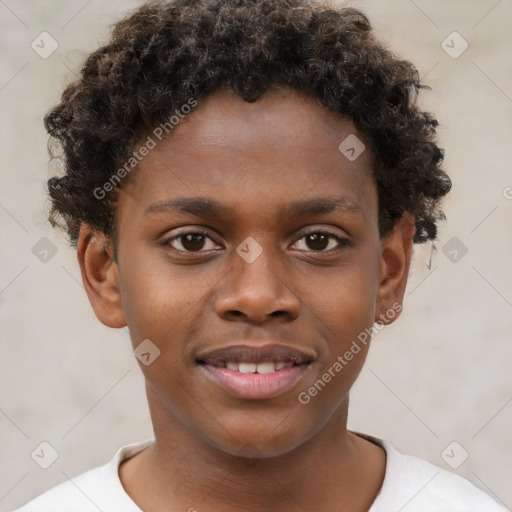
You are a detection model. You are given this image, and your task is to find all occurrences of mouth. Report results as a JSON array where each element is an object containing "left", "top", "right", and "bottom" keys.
[{"left": 196, "top": 344, "right": 314, "bottom": 400}]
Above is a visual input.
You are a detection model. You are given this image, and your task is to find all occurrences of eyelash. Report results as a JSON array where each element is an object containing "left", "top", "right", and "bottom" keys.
[
  {"left": 294, "top": 229, "right": 351, "bottom": 253},
  {"left": 163, "top": 228, "right": 351, "bottom": 255}
]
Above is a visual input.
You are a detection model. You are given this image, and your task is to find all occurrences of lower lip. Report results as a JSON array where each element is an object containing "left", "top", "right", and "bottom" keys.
[{"left": 201, "top": 364, "right": 309, "bottom": 400}]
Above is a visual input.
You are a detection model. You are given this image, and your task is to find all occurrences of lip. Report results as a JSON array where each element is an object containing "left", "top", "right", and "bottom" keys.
[
  {"left": 196, "top": 343, "right": 315, "bottom": 365},
  {"left": 196, "top": 343, "right": 315, "bottom": 400}
]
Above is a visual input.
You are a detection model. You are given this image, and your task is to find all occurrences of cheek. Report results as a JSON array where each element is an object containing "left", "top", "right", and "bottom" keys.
[
  {"left": 118, "top": 254, "right": 201, "bottom": 346},
  {"left": 312, "top": 261, "right": 379, "bottom": 341},
  {"left": 301, "top": 255, "right": 379, "bottom": 400}
]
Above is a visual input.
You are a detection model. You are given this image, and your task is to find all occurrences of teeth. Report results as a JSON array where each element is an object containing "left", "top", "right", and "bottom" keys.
[
  {"left": 238, "top": 363, "right": 257, "bottom": 373},
  {"left": 256, "top": 362, "right": 276, "bottom": 374},
  {"left": 223, "top": 361, "right": 294, "bottom": 373}
]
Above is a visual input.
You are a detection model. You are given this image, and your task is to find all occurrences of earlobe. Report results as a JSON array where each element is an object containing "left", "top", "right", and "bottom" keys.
[
  {"left": 77, "top": 223, "right": 127, "bottom": 328},
  {"left": 375, "top": 215, "right": 415, "bottom": 325}
]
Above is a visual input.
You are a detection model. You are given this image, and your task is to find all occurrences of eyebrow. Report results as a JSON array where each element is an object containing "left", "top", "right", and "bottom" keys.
[{"left": 144, "top": 195, "right": 363, "bottom": 218}]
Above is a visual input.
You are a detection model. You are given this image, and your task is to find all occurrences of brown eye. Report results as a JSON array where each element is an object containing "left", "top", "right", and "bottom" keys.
[
  {"left": 292, "top": 231, "right": 349, "bottom": 253},
  {"left": 166, "top": 231, "right": 219, "bottom": 253},
  {"left": 180, "top": 233, "right": 206, "bottom": 251},
  {"left": 304, "top": 233, "right": 329, "bottom": 251}
]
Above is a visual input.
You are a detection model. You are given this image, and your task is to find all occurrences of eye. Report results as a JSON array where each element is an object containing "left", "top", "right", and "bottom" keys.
[
  {"left": 165, "top": 230, "right": 220, "bottom": 253},
  {"left": 291, "top": 230, "right": 350, "bottom": 253}
]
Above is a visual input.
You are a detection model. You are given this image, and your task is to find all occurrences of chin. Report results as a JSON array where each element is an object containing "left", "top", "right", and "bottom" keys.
[{"left": 203, "top": 411, "right": 318, "bottom": 460}]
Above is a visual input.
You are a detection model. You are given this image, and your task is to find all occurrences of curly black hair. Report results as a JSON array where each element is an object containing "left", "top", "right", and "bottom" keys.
[{"left": 44, "top": 0, "right": 451, "bottom": 247}]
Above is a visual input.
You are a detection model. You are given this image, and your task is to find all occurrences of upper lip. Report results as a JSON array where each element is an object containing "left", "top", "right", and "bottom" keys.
[{"left": 196, "top": 343, "right": 315, "bottom": 366}]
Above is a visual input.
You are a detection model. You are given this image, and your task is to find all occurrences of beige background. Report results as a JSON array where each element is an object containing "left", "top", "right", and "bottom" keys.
[{"left": 1, "top": 0, "right": 511, "bottom": 510}]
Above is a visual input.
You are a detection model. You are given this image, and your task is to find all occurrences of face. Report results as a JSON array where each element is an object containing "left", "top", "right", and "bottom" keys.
[{"left": 80, "top": 88, "right": 413, "bottom": 458}]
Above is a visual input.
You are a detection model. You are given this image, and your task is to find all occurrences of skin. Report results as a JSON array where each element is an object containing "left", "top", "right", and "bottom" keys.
[{"left": 78, "top": 87, "right": 415, "bottom": 512}]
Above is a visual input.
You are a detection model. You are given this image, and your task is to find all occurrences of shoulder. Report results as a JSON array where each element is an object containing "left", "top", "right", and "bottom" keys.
[
  {"left": 364, "top": 436, "right": 509, "bottom": 512},
  {"left": 12, "top": 440, "right": 153, "bottom": 512}
]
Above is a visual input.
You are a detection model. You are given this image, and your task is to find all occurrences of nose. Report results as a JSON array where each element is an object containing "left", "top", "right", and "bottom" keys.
[{"left": 214, "top": 246, "right": 301, "bottom": 325}]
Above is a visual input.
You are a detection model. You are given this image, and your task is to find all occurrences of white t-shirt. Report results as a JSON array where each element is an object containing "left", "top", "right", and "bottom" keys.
[{"left": 13, "top": 436, "right": 509, "bottom": 512}]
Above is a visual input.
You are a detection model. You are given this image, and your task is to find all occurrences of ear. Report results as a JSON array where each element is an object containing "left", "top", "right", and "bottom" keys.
[
  {"left": 77, "top": 223, "right": 127, "bottom": 328},
  {"left": 375, "top": 214, "right": 415, "bottom": 325}
]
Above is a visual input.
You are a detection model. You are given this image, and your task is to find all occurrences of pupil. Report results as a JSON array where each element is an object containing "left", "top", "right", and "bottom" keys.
[
  {"left": 307, "top": 233, "right": 328, "bottom": 251},
  {"left": 182, "top": 234, "right": 205, "bottom": 251}
]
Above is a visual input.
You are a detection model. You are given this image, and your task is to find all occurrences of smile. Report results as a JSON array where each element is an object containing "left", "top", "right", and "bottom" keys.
[
  {"left": 219, "top": 361, "right": 294, "bottom": 373},
  {"left": 196, "top": 343, "right": 314, "bottom": 400}
]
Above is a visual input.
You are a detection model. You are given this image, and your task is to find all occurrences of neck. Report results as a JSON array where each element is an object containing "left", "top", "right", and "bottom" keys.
[{"left": 120, "top": 389, "right": 385, "bottom": 512}]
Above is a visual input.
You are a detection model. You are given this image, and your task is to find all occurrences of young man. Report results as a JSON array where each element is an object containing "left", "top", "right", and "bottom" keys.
[{"left": 14, "top": 0, "right": 508, "bottom": 511}]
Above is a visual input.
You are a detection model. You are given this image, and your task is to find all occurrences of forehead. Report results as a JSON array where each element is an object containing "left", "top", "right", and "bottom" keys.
[
  {"left": 119, "top": 87, "right": 377, "bottom": 223},
  {"left": 165, "top": 87, "right": 367, "bottom": 160}
]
